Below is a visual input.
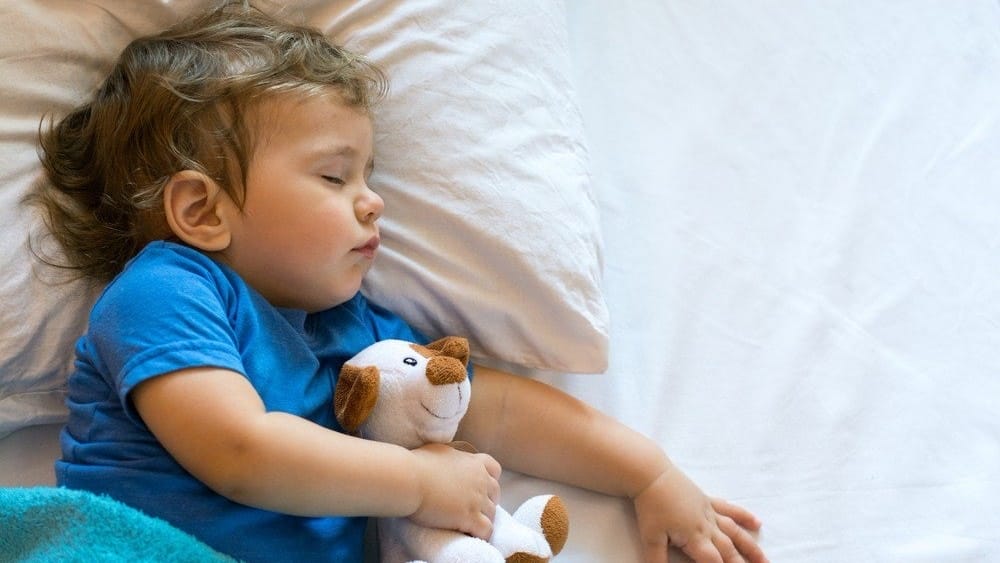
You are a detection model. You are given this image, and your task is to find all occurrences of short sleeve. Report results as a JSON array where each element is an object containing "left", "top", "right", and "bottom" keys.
[{"left": 86, "top": 246, "right": 245, "bottom": 422}]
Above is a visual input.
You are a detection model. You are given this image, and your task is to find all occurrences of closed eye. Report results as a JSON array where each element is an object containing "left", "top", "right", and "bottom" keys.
[{"left": 322, "top": 175, "right": 345, "bottom": 185}]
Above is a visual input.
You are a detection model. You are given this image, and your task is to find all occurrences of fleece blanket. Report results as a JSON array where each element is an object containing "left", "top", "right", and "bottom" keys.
[{"left": 0, "top": 487, "right": 233, "bottom": 562}]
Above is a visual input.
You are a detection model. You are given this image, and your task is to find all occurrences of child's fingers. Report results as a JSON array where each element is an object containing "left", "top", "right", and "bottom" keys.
[
  {"left": 481, "top": 492, "right": 497, "bottom": 523},
  {"left": 478, "top": 452, "right": 502, "bottom": 480},
  {"left": 477, "top": 454, "right": 501, "bottom": 509},
  {"left": 464, "top": 512, "right": 494, "bottom": 541},
  {"left": 680, "top": 536, "right": 724, "bottom": 563},
  {"left": 711, "top": 498, "right": 762, "bottom": 531},
  {"left": 717, "top": 514, "right": 768, "bottom": 563},
  {"left": 711, "top": 529, "right": 742, "bottom": 563}
]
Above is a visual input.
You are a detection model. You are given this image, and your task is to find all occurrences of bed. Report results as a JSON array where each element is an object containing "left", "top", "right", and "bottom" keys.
[{"left": 2, "top": 1, "right": 999, "bottom": 561}]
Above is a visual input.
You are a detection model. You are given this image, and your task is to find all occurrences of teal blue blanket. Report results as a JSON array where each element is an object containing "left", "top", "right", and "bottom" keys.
[{"left": 0, "top": 487, "right": 235, "bottom": 562}]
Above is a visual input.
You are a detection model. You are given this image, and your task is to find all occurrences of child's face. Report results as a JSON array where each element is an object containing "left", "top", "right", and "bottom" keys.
[{"left": 220, "top": 91, "right": 383, "bottom": 312}]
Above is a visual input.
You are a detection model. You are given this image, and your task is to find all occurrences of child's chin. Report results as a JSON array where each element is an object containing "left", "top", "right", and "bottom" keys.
[
  {"left": 326, "top": 285, "right": 363, "bottom": 309},
  {"left": 297, "top": 291, "right": 354, "bottom": 313}
]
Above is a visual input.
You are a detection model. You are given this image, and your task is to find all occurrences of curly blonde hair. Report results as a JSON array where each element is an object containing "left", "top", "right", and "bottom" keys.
[{"left": 30, "top": 0, "right": 387, "bottom": 283}]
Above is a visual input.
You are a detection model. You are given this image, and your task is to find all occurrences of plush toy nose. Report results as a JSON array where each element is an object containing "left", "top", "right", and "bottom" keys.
[{"left": 426, "top": 356, "right": 467, "bottom": 386}]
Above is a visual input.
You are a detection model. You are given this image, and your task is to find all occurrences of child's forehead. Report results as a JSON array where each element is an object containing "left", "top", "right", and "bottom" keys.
[
  {"left": 244, "top": 90, "right": 374, "bottom": 161},
  {"left": 247, "top": 90, "right": 373, "bottom": 139},
  {"left": 250, "top": 88, "right": 350, "bottom": 119}
]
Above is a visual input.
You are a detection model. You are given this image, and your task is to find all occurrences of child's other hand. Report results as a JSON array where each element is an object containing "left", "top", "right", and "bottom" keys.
[
  {"left": 633, "top": 465, "right": 767, "bottom": 563},
  {"left": 410, "top": 443, "right": 502, "bottom": 540}
]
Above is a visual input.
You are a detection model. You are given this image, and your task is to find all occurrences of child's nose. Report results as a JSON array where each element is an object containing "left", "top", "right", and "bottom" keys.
[{"left": 357, "top": 188, "right": 384, "bottom": 223}]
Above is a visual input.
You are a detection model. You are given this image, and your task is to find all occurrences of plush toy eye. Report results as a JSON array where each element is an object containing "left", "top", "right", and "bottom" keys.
[{"left": 403, "top": 357, "right": 418, "bottom": 366}]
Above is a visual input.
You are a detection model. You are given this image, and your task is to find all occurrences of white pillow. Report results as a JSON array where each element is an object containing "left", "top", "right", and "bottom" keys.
[
  {"left": 0, "top": 0, "right": 607, "bottom": 438},
  {"left": 307, "top": 0, "right": 609, "bottom": 373},
  {"left": 0, "top": 1, "right": 194, "bottom": 439}
]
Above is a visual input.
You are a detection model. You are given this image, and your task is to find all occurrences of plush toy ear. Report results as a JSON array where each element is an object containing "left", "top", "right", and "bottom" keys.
[
  {"left": 334, "top": 364, "right": 380, "bottom": 433},
  {"left": 424, "top": 336, "right": 470, "bottom": 367}
]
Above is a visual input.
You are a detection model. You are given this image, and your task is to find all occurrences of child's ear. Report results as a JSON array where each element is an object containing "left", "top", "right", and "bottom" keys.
[{"left": 162, "top": 170, "right": 233, "bottom": 252}]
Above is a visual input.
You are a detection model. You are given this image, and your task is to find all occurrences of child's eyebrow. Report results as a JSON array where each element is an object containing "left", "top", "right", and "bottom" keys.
[
  {"left": 308, "top": 144, "right": 356, "bottom": 158},
  {"left": 305, "top": 145, "right": 375, "bottom": 177},
  {"left": 305, "top": 144, "right": 368, "bottom": 162}
]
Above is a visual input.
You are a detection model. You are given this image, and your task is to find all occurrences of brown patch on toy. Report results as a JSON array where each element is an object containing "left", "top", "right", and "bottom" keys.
[
  {"left": 505, "top": 553, "right": 547, "bottom": 563},
  {"left": 541, "top": 496, "right": 569, "bottom": 556},
  {"left": 449, "top": 440, "right": 478, "bottom": 453},
  {"left": 413, "top": 336, "right": 470, "bottom": 366},
  {"left": 425, "top": 355, "right": 467, "bottom": 385},
  {"left": 334, "top": 364, "right": 380, "bottom": 432}
]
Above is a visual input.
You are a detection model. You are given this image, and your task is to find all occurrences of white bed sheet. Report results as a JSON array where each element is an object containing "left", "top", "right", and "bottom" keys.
[
  {"left": 503, "top": 2, "right": 1000, "bottom": 562},
  {"left": 3, "top": 2, "right": 1000, "bottom": 562}
]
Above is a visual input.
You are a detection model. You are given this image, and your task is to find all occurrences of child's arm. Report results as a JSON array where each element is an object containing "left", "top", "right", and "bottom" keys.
[
  {"left": 131, "top": 366, "right": 501, "bottom": 539},
  {"left": 455, "top": 365, "right": 767, "bottom": 563}
]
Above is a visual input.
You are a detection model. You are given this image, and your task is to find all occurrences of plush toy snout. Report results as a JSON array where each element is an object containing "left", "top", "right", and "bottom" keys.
[{"left": 425, "top": 354, "right": 467, "bottom": 386}]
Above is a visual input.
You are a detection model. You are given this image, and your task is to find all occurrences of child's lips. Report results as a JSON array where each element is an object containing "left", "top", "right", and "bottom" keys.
[{"left": 354, "top": 236, "right": 380, "bottom": 259}]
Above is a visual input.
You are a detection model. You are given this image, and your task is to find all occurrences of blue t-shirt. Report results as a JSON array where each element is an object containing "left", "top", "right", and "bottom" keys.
[{"left": 56, "top": 241, "right": 428, "bottom": 562}]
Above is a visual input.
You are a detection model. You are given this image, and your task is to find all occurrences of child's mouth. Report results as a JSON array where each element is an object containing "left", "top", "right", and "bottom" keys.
[{"left": 354, "top": 236, "right": 380, "bottom": 259}]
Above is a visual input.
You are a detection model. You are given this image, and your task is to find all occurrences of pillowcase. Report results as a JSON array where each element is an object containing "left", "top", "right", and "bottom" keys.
[
  {"left": 0, "top": 0, "right": 607, "bottom": 438},
  {"left": 0, "top": 1, "right": 198, "bottom": 439},
  {"left": 307, "top": 0, "right": 609, "bottom": 373}
]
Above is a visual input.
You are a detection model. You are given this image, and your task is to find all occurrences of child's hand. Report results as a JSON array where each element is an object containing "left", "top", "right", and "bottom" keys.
[
  {"left": 633, "top": 464, "right": 767, "bottom": 563},
  {"left": 410, "top": 443, "right": 502, "bottom": 540}
]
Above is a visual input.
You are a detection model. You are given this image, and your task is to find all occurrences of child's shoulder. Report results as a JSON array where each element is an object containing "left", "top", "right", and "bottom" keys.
[
  {"left": 93, "top": 241, "right": 238, "bottom": 314},
  {"left": 131, "top": 240, "right": 215, "bottom": 268},
  {"left": 108, "top": 240, "right": 220, "bottom": 285}
]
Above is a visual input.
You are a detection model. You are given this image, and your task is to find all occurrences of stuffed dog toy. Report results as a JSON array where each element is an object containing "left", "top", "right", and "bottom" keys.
[{"left": 335, "top": 337, "right": 569, "bottom": 563}]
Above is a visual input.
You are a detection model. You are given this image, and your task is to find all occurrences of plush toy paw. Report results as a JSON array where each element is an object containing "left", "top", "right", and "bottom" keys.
[
  {"left": 490, "top": 506, "right": 550, "bottom": 562},
  {"left": 435, "top": 535, "right": 507, "bottom": 563},
  {"left": 490, "top": 494, "right": 569, "bottom": 563},
  {"left": 511, "top": 495, "right": 569, "bottom": 557}
]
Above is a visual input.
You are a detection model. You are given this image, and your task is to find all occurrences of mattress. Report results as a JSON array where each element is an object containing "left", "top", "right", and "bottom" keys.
[
  {"left": 504, "top": 2, "right": 1000, "bottom": 561},
  {"left": 2, "top": 2, "right": 999, "bottom": 562}
]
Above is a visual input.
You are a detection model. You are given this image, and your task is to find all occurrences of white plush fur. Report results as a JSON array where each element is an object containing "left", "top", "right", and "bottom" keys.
[
  {"left": 339, "top": 339, "right": 565, "bottom": 563},
  {"left": 347, "top": 339, "right": 471, "bottom": 450}
]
